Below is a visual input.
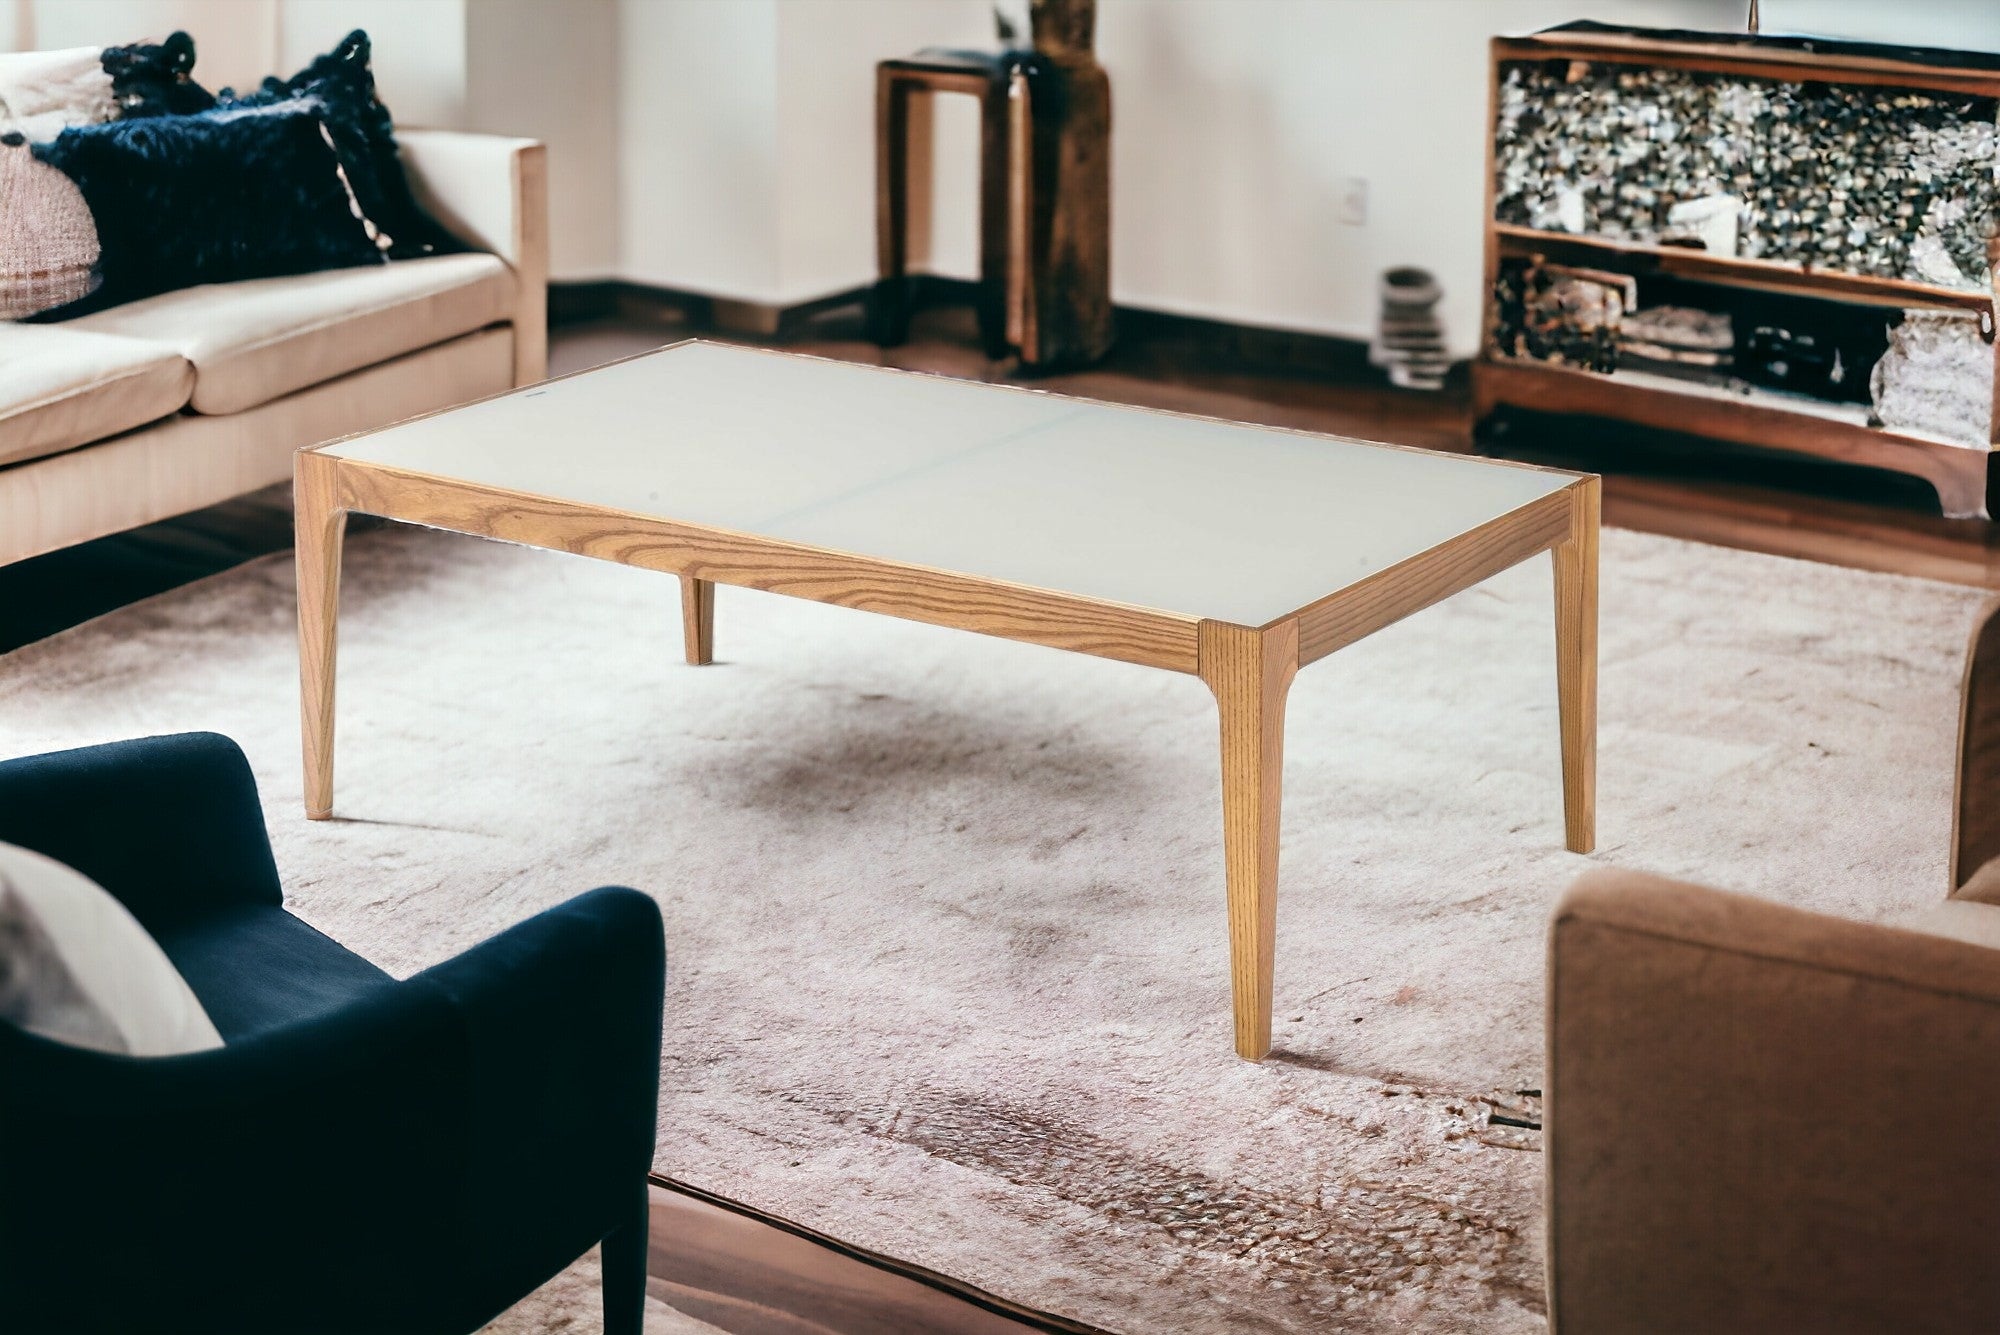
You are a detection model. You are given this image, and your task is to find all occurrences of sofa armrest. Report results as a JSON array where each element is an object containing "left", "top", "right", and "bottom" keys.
[
  {"left": 397, "top": 128, "right": 548, "bottom": 387},
  {"left": 1953, "top": 594, "right": 2000, "bottom": 891},
  {"left": 1547, "top": 868, "right": 2000, "bottom": 1334}
]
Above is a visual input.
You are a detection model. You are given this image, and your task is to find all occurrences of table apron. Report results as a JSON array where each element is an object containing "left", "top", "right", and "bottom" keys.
[
  {"left": 1290, "top": 487, "right": 1580, "bottom": 667},
  {"left": 308, "top": 454, "right": 1205, "bottom": 674}
]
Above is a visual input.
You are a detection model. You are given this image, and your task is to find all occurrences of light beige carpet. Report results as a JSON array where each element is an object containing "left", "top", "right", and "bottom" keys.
[{"left": 0, "top": 521, "right": 1987, "bottom": 1333}]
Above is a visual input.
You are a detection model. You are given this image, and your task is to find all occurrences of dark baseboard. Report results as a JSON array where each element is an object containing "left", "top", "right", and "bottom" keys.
[
  {"left": 1112, "top": 303, "right": 1377, "bottom": 380},
  {"left": 545, "top": 279, "right": 624, "bottom": 325},
  {"left": 550, "top": 278, "right": 876, "bottom": 341},
  {"left": 549, "top": 275, "right": 1402, "bottom": 383}
]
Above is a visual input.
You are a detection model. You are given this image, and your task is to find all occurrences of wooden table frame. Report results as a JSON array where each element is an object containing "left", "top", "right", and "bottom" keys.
[{"left": 295, "top": 366, "right": 1597, "bottom": 1062}]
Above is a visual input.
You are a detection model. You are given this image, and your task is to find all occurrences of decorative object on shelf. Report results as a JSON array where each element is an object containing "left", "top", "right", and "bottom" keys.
[
  {"left": 1494, "top": 58, "right": 1999, "bottom": 292},
  {"left": 1872, "top": 310, "right": 1995, "bottom": 446},
  {"left": 1664, "top": 193, "right": 1741, "bottom": 256},
  {"left": 871, "top": 0, "right": 1111, "bottom": 369},
  {"left": 1370, "top": 266, "right": 1451, "bottom": 390},
  {"left": 1476, "top": 22, "right": 2000, "bottom": 519},
  {"left": 1619, "top": 304, "right": 1733, "bottom": 376},
  {"left": 1490, "top": 259, "right": 1631, "bottom": 375},
  {"left": 1740, "top": 323, "right": 1850, "bottom": 399}
]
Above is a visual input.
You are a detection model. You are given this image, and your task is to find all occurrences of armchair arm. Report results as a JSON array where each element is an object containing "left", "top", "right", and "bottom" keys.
[
  {"left": 0, "top": 732, "right": 280, "bottom": 932},
  {"left": 0, "top": 886, "right": 665, "bottom": 1334},
  {"left": 416, "top": 885, "right": 665, "bottom": 1286},
  {"left": 397, "top": 128, "right": 548, "bottom": 387},
  {"left": 1547, "top": 869, "right": 2000, "bottom": 1334},
  {"left": 1953, "top": 594, "right": 2000, "bottom": 890}
]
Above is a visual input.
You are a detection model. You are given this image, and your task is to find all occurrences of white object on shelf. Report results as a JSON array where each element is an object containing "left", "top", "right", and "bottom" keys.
[{"left": 1666, "top": 194, "right": 1741, "bottom": 256}]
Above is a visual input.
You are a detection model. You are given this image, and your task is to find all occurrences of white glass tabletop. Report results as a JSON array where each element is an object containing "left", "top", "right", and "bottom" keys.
[{"left": 322, "top": 341, "right": 1579, "bottom": 626}]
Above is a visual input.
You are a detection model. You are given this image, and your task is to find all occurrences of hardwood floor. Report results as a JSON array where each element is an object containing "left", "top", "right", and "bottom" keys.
[{"left": 648, "top": 1180, "right": 1102, "bottom": 1334}]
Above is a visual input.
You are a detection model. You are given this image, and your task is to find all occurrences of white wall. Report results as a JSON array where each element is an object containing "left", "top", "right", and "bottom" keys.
[
  {"left": 278, "top": 0, "right": 467, "bottom": 126},
  {"left": 465, "top": 0, "right": 619, "bottom": 278},
  {"left": 772, "top": 0, "right": 991, "bottom": 302},
  {"left": 1761, "top": 0, "right": 2000, "bottom": 51},
  {"left": 617, "top": 0, "right": 780, "bottom": 298},
  {"left": 718, "top": 0, "right": 1995, "bottom": 352},
  {"left": 673, "top": 0, "right": 1741, "bottom": 353},
  {"left": 1097, "top": 0, "right": 1752, "bottom": 352},
  {"left": 25, "top": 0, "right": 277, "bottom": 89},
  {"left": 12, "top": 0, "right": 2000, "bottom": 345}
]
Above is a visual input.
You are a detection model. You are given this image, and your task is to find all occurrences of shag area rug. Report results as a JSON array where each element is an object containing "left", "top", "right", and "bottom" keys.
[{"left": 0, "top": 521, "right": 1986, "bottom": 1333}]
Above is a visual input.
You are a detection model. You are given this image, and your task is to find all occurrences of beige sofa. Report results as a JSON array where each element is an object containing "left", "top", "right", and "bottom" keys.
[
  {"left": 0, "top": 130, "right": 546, "bottom": 569},
  {"left": 1545, "top": 597, "right": 2000, "bottom": 1333}
]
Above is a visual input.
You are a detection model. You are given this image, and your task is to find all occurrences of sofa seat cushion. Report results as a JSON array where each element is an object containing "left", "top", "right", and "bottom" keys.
[
  {"left": 1906, "top": 898, "right": 2000, "bottom": 952},
  {"left": 151, "top": 904, "right": 392, "bottom": 1043},
  {"left": 66, "top": 252, "right": 514, "bottom": 415},
  {"left": 0, "top": 324, "right": 193, "bottom": 467}
]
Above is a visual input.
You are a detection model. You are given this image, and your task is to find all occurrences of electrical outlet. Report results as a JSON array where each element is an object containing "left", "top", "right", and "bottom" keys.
[{"left": 1339, "top": 176, "right": 1369, "bottom": 227}]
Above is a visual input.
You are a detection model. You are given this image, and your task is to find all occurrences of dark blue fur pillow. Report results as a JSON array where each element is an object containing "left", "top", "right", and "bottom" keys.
[
  {"left": 217, "top": 31, "right": 462, "bottom": 260},
  {"left": 31, "top": 101, "right": 384, "bottom": 312},
  {"left": 101, "top": 31, "right": 215, "bottom": 119}
]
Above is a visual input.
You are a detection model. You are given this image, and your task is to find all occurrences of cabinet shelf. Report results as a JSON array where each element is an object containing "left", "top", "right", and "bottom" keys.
[
  {"left": 1481, "top": 25, "right": 2000, "bottom": 517},
  {"left": 1473, "top": 357, "right": 1992, "bottom": 517},
  {"left": 1493, "top": 224, "right": 1997, "bottom": 317}
]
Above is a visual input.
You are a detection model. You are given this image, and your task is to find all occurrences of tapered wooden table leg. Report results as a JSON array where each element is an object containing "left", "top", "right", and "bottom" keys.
[
  {"left": 296, "top": 455, "right": 348, "bottom": 820},
  {"left": 680, "top": 575, "right": 714, "bottom": 666},
  {"left": 1553, "top": 476, "right": 1599, "bottom": 854},
  {"left": 1199, "top": 619, "right": 1299, "bottom": 1061}
]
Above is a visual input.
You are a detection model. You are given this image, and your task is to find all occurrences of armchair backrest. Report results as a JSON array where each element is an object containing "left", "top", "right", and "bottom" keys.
[{"left": 0, "top": 732, "right": 281, "bottom": 933}]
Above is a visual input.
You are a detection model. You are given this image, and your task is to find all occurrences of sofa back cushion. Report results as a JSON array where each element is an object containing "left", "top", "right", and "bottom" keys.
[{"left": 0, "top": 841, "right": 222, "bottom": 1056}]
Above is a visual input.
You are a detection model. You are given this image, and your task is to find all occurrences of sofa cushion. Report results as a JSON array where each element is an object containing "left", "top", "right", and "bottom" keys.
[
  {"left": 31, "top": 98, "right": 390, "bottom": 312},
  {"left": 1907, "top": 899, "right": 2000, "bottom": 952},
  {"left": 0, "top": 324, "right": 192, "bottom": 467},
  {"left": 216, "top": 30, "right": 466, "bottom": 261},
  {"left": 1959, "top": 853, "right": 2000, "bottom": 906},
  {"left": 65, "top": 251, "right": 513, "bottom": 415}
]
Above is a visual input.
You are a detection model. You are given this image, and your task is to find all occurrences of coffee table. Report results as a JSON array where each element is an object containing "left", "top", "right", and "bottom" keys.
[{"left": 296, "top": 340, "right": 1597, "bottom": 1060}]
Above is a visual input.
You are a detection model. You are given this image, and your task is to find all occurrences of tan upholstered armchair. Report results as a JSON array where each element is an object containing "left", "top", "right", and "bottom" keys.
[{"left": 1545, "top": 598, "right": 2000, "bottom": 1334}]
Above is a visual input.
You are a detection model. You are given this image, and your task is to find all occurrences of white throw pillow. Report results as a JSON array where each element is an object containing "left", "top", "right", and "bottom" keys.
[
  {"left": 0, "top": 841, "right": 222, "bottom": 1056},
  {"left": 0, "top": 46, "right": 118, "bottom": 143}
]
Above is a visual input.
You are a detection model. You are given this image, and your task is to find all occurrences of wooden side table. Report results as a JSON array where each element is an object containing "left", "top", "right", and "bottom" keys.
[{"left": 871, "top": 50, "right": 1014, "bottom": 359}]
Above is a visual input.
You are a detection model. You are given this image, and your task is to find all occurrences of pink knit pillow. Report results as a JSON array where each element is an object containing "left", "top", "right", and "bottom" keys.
[{"left": 0, "top": 138, "right": 100, "bottom": 317}]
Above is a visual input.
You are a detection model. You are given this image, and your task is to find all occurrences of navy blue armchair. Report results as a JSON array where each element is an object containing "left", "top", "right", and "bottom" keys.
[{"left": 0, "top": 733, "right": 665, "bottom": 1334}]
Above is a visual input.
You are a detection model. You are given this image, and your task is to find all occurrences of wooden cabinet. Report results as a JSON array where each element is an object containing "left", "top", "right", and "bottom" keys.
[{"left": 1473, "top": 22, "right": 2000, "bottom": 518}]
